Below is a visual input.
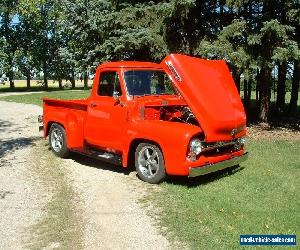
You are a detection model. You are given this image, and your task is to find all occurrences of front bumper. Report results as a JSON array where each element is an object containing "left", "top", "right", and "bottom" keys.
[{"left": 189, "top": 152, "right": 249, "bottom": 177}]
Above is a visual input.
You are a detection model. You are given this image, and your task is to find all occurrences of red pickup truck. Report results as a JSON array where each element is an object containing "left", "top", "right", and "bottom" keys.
[{"left": 42, "top": 54, "right": 248, "bottom": 183}]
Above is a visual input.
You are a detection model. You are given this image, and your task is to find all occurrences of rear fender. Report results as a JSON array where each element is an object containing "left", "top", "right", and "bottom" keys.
[{"left": 45, "top": 112, "right": 85, "bottom": 149}]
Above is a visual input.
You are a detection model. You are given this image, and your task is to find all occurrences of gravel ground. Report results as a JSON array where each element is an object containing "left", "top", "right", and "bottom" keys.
[
  {"left": 0, "top": 101, "right": 45, "bottom": 250},
  {"left": 247, "top": 123, "right": 300, "bottom": 141},
  {"left": 63, "top": 155, "right": 170, "bottom": 250},
  {"left": 0, "top": 100, "right": 170, "bottom": 249}
]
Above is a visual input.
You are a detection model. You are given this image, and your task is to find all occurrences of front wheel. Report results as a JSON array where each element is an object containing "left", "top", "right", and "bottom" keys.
[
  {"left": 49, "top": 123, "right": 70, "bottom": 158},
  {"left": 135, "top": 143, "right": 166, "bottom": 184}
]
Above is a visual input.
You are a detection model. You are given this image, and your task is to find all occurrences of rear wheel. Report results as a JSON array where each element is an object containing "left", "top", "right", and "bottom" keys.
[
  {"left": 49, "top": 123, "right": 70, "bottom": 158},
  {"left": 135, "top": 143, "right": 166, "bottom": 184}
]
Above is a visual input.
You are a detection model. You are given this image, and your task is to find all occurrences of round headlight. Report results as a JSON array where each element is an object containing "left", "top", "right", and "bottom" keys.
[
  {"left": 190, "top": 139, "right": 203, "bottom": 155},
  {"left": 238, "top": 136, "right": 247, "bottom": 145}
]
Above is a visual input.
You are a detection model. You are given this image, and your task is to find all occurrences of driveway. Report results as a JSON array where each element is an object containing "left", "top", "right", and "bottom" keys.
[{"left": 0, "top": 100, "right": 170, "bottom": 249}]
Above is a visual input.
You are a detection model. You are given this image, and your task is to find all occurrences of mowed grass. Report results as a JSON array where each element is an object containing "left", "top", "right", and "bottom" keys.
[
  {"left": 147, "top": 140, "right": 300, "bottom": 249},
  {"left": 0, "top": 89, "right": 91, "bottom": 106},
  {"left": 241, "top": 91, "right": 300, "bottom": 106}
]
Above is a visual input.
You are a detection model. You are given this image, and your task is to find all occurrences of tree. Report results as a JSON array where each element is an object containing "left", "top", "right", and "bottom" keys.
[
  {"left": 290, "top": 60, "right": 300, "bottom": 115},
  {"left": 0, "top": 0, "right": 299, "bottom": 124},
  {"left": 0, "top": 0, "right": 19, "bottom": 89},
  {"left": 60, "top": 0, "right": 171, "bottom": 89},
  {"left": 288, "top": 4, "right": 300, "bottom": 115},
  {"left": 60, "top": 0, "right": 106, "bottom": 89},
  {"left": 16, "top": 0, "right": 40, "bottom": 89},
  {"left": 99, "top": 0, "right": 170, "bottom": 61},
  {"left": 20, "top": 0, "right": 61, "bottom": 90},
  {"left": 197, "top": 0, "right": 299, "bottom": 122}
]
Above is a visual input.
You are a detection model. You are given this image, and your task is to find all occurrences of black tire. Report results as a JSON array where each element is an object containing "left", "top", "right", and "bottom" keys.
[
  {"left": 135, "top": 143, "right": 166, "bottom": 184},
  {"left": 49, "top": 123, "right": 70, "bottom": 158}
]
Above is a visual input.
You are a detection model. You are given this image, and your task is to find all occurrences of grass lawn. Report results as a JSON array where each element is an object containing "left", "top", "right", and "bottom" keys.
[
  {"left": 0, "top": 90, "right": 91, "bottom": 106},
  {"left": 147, "top": 140, "right": 299, "bottom": 249},
  {"left": 0, "top": 91, "right": 299, "bottom": 249},
  {"left": 241, "top": 91, "right": 300, "bottom": 106}
]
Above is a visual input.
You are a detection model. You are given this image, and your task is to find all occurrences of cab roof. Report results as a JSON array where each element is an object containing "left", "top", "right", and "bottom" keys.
[{"left": 98, "top": 61, "right": 162, "bottom": 69}]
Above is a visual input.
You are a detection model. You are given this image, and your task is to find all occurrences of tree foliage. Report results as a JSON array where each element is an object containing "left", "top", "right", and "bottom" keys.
[{"left": 0, "top": 0, "right": 299, "bottom": 122}]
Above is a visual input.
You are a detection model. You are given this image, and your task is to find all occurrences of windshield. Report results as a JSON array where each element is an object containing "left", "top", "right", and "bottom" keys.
[{"left": 124, "top": 70, "right": 177, "bottom": 96}]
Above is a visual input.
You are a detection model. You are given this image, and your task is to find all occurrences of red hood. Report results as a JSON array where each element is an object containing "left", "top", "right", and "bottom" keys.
[{"left": 161, "top": 54, "right": 246, "bottom": 142}]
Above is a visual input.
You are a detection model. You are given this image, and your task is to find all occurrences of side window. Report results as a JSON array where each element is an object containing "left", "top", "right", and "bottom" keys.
[{"left": 98, "top": 71, "right": 122, "bottom": 97}]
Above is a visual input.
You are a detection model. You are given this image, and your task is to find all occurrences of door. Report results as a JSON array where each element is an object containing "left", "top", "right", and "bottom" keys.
[{"left": 84, "top": 70, "right": 127, "bottom": 152}]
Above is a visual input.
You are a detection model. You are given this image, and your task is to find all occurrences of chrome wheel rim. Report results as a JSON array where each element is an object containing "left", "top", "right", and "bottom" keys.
[
  {"left": 137, "top": 146, "right": 159, "bottom": 178},
  {"left": 51, "top": 128, "right": 63, "bottom": 152}
]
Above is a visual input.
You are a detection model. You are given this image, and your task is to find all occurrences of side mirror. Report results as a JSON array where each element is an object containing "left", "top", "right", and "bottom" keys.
[
  {"left": 113, "top": 91, "right": 120, "bottom": 100},
  {"left": 113, "top": 91, "right": 124, "bottom": 106}
]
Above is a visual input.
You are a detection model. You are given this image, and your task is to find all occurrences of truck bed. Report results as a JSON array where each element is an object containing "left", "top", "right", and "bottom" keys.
[{"left": 43, "top": 98, "right": 88, "bottom": 111}]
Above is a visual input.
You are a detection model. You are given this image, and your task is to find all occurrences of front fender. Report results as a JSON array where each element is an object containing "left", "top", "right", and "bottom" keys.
[{"left": 123, "top": 120, "right": 202, "bottom": 175}]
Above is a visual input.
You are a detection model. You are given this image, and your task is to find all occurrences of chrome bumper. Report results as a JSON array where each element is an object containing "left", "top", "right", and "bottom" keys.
[{"left": 189, "top": 152, "right": 249, "bottom": 177}]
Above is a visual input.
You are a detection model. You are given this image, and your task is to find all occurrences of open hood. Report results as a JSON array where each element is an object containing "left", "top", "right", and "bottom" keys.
[{"left": 161, "top": 54, "right": 246, "bottom": 142}]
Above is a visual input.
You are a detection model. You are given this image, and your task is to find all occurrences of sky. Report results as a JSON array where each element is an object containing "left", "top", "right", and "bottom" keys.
[{"left": 0, "top": 15, "right": 20, "bottom": 26}]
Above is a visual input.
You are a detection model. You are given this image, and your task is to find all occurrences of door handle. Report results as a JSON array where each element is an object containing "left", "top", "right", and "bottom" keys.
[{"left": 90, "top": 102, "right": 97, "bottom": 108}]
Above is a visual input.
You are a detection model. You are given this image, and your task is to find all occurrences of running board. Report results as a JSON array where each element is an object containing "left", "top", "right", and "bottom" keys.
[
  {"left": 97, "top": 152, "right": 114, "bottom": 159},
  {"left": 76, "top": 142, "right": 123, "bottom": 166},
  {"left": 88, "top": 149, "right": 122, "bottom": 166}
]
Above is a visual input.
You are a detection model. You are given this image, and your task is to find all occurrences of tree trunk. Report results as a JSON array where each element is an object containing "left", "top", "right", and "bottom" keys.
[
  {"left": 71, "top": 70, "right": 76, "bottom": 89},
  {"left": 246, "top": 80, "right": 252, "bottom": 111},
  {"left": 235, "top": 74, "right": 241, "bottom": 93},
  {"left": 3, "top": 12, "right": 14, "bottom": 90},
  {"left": 232, "top": 70, "right": 240, "bottom": 92},
  {"left": 244, "top": 79, "right": 252, "bottom": 112},
  {"left": 58, "top": 78, "right": 63, "bottom": 89},
  {"left": 276, "top": 62, "right": 287, "bottom": 112},
  {"left": 43, "top": 74, "right": 48, "bottom": 90},
  {"left": 243, "top": 79, "right": 248, "bottom": 112},
  {"left": 259, "top": 67, "right": 272, "bottom": 122},
  {"left": 9, "top": 77, "right": 14, "bottom": 90},
  {"left": 8, "top": 58, "right": 14, "bottom": 90},
  {"left": 83, "top": 71, "right": 88, "bottom": 89},
  {"left": 26, "top": 72, "right": 31, "bottom": 89},
  {"left": 43, "top": 62, "right": 48, "bottom": 90},
  {"left": 228, "top": 64, "right": 240, "bottom": 92},
  {"left": 256, "top": 69, "right": 260, "bottom": 103},
  {"left": 247, "top": 80, "right": 252, "bottom": 101},
  {"left": 289, "top": 60, "right": 300, "bottom": 115},
  {"left": 257, "top": 0, "right": 273, "bottom": 122},
  {"left": 244, "top": 79, "right": 248, "bottom": 101},
  {"left": 8, "top": 67, "right": 14, "bottom": 89}
]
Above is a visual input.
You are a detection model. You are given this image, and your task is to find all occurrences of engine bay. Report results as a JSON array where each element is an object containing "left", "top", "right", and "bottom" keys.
[{"left": 142, "top": 105, "right": 199, "bottom": 126}]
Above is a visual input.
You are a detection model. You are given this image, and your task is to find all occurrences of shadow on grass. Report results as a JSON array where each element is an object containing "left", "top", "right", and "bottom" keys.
[
  {"left": 165, "top": 165, "right": 245, "bottom": 188},
  {"left": 244, "top": 99, "right": 300, "bottom": 130}
]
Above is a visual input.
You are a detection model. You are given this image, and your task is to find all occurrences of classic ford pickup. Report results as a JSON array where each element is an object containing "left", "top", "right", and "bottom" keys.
[{"left": 42, "top": 54, "right": 248, "bottom": 183}]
